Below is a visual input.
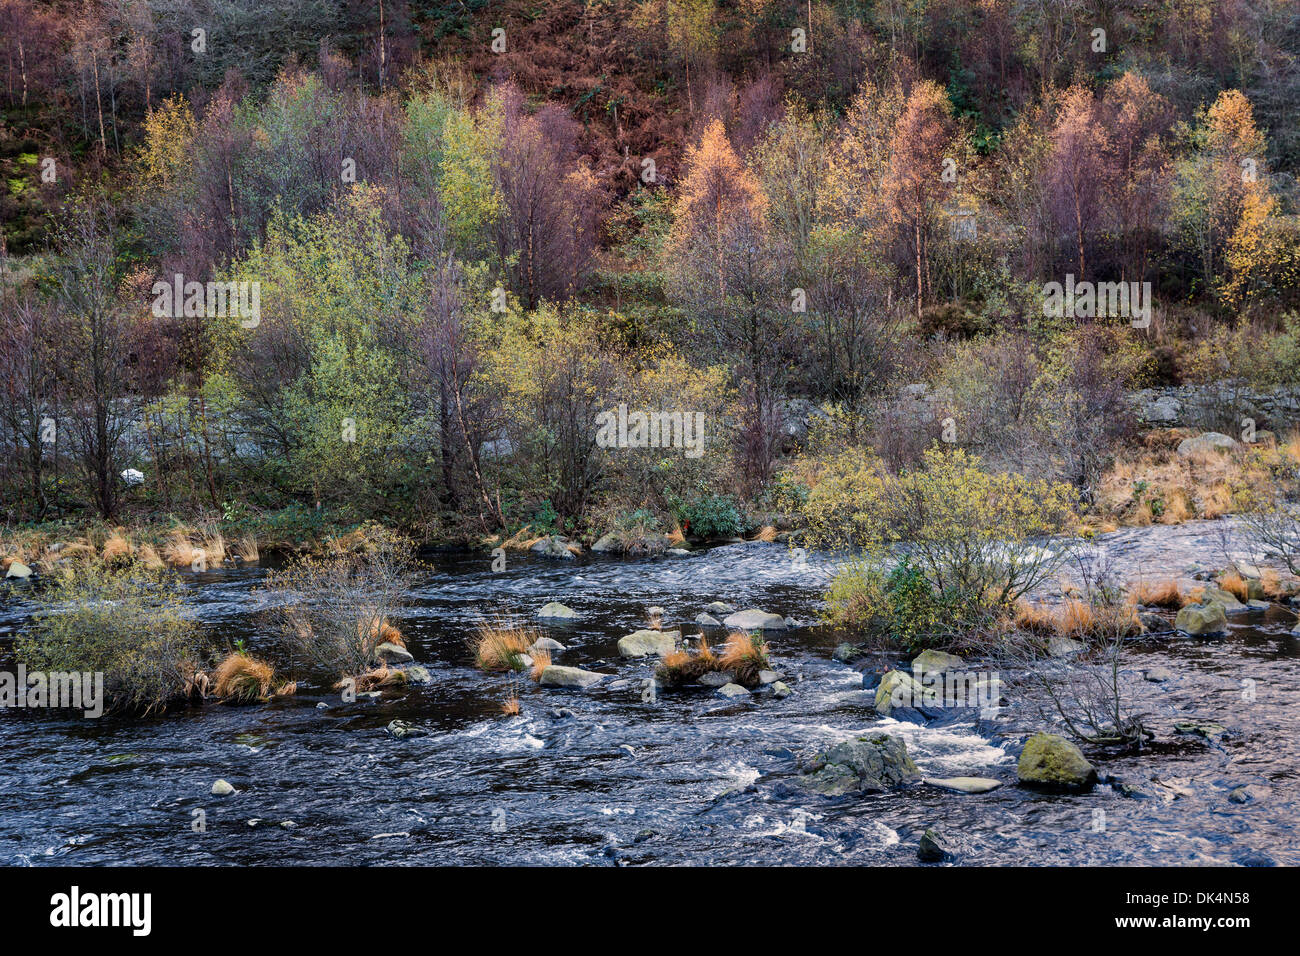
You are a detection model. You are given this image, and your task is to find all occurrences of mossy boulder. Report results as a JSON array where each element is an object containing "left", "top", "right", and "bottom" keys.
[
  {"left": 874, "top": 669, "right": 925, "bottom": 716},
  {"left": 911, "top": 649, "right": 964, "bottom": 677},
  {"left": 1175, "top": 602, "right": 1227, "bottom": 636},
  {"left": 798, "top": 733, "right": 920, "bottom": 795},
  {"left": 1016, "top": 733, "right": 1097, "bottom": 791},
  {"left": 1204, "top": 587, "right": 1246, "bottom": 612}
]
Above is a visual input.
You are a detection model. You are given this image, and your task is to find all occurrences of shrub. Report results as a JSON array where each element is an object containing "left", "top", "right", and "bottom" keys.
[
  {"left": 679, "top": 493, "right": 744, "bottom": 540},
  {"left": 16, "top": 565, "right": 205, "bottom": 714},
  {"left": 813, "top": 447, "right": 1077, "bottom": 646},
  {"left": 262, "top": 528, "right": 415, "bottom": 678}
]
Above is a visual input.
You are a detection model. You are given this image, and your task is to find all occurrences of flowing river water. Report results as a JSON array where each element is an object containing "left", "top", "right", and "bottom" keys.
[{"left": 1, "top": 520, "right": 1296, "bottom": 866}]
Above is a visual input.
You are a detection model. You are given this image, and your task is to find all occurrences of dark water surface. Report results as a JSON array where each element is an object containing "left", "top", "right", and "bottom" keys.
[{"left": 1, "top": 525, "right": 1296, "bottom": 866}]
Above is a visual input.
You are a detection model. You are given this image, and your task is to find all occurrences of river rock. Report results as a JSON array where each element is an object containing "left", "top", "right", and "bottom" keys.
[
  {"left": 668, "top": 548, "right": 691, "bottom": 556},
  {"left": 386, "top": 719, "right": 421, "bottom": 739},
  {"left": 1143, "top": 665, "right": 1174, "bottom": 682},
  {"left": 758, "top": 669, "right": 782, "bottom": 685},
  {"left": 1204, "top": 587, "right": 1247, "bottom": 612},
  {"left": 918, "top": 828, "right": 952, "bottom": 862},
  {"left": 798, "top": 733, "right": 920, "bottom": 795},
  {"left": 723, "top": 609, "right": 787, "bottom": 631},
  {"left": 1138, "top": 612, "right": 1169, "bottom": 632},
  {"left": 1017, "top": 733, "right": 1097, "bottom": 790},
  {"left": 1047, "top": 635, "right": 1087, "bottom": 658},
  {"left": 211, "top": 779, "right": 236, "bottom": 796},
  {"left": 772, "top": 681, "right": 792, "bottom": 699},
  {"left": 699, "top": 671, "right": 735, "bottom": 687},
  {"left": 530, "top": 637, "right": 566, "bottom": 653},
  {"left": 1175, "top": 602, "right": 1227, "bottom": 635},
  {"left": 374, "top": 641, "right": 413, "bottom": 664},
  {"left": 716, "top": 682, "right": 751, "bottom": 699},
  {"left": 539, "top": 665, "right": 607, "bottom": 689},
  {"left": 874, "top": 669, "right": 925, "bottom": 716},
  {"left": 618, "top": 629, "right": 680, "bottom": 658},
  {"left": 832, "top": 643, "right": 866, "bottom": 663},
  {"left": 911, "top": 649, "right": 964, "bottom": 677},
  {"left": 694, "top": 612, "right": 723, "bottom": 628},
  {"left": 591, "top": 533, "right": 621, "bottom": 553},
  {"left": 537, "top": 602, "right": 578, "bottom": 621},
  {"left": 403, "top": 665, "right": 433, "bottom": 684},
  {"left": 705, "top": 602, "right": 735, "bottom": 616},
  {"left": 924, "top": 776, "right": 1003, "bottom": 794},
  {"left": 4, "top": 560, "right": 32, "bottom": 580},
  {"left": 531, "top": 536, "right": 576, "bottom": 560},
  {"left": 1177, "top": 432, "right": 1238, "bottom": 457},
  {"left": 1229, "top": 785, "right": 1268, "bottom": 804}
]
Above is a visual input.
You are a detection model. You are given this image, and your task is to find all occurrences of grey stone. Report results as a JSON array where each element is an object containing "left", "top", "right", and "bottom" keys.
[
  {"left": 539, "top": 665, "right": 607, "bottom": 689},
  {"left": 537, "top": 601, "right": 578, "bottom": 621},
  {"left": 617, "top": 628, "right": 680, "bottom": 658},
  {"left": 723, "top": 609, "right": 787, "bottom": 631},
  {"left": 211, "top": 779, "right": 236, "bottom": 796}
]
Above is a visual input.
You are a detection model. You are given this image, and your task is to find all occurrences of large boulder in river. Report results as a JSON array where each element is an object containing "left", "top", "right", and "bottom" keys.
[
  {"left": 531, "top": 536, "right": 576, "bottom": 560},
  {"left": 1016, "top": 733, "right": 1097, "bottom": 791},
  {"left": 537, "top": 602, "right": 578, "bottom": 621},
  {"left": 1203, "top": 587, "right": 1246, "bottom": 613},
  {"left": 538, "top": 665, "right": 608, "bottom": 689},
  {"left": 798, "top": 733, "right": 920, "bottom": 795},
  {"left": 1177, "top": 432, "right": 1238, "bottom": 457},
  {"left": 874, "top": 669, "right": 926, "bottom": 716},
  {"left": 1175, "top": 602, "right": 1227, "bottom": 636},
  {"left": 722, "top": 609, "right": 787, "bottom": 631},
  {"left": 911, "top": 649, "right": 964, "bottom": 678},
  {"left": 618, "top": 629, "right": 680, "bottom": 658}
]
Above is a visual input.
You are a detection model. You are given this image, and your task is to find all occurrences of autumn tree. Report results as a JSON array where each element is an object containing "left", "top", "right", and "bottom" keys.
[{"left": 1047, "top": 85, "right": 1104, "bottom": 280}]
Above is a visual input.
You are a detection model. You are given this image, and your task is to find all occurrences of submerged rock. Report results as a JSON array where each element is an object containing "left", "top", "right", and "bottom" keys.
[
  {"left": 211, "top": 779, "right": 236, "bottom": 796},
  {"left": 539, "top": 665, "right": 607, "bottom": 689},
  {"left": 722, "top": 609, "right": 787, "bottom": 631},
  {"left": 1175, "top": 602, "right": 1227, "bottom": 635},
  {"left": 924, "top": 776, "right": 1002, "bottom": 794},
  {"left": 1142, "top": 665, "right": 1174, "bottom": 683},
  {"left": 798, "top": 733, "right": 920, "bottom": 796},
  {"left": 771, "top": 681, "right": 792, "bottom": 699},
  {"left": 617, "top": 629, "right": 680, "bottom": 658},
  {"left": 537, "top": 601, "right": 578, "bottom": 621},
  {"left": 918, "top": 828, "right": 952, "bottom": 862},
  {"left": 1016, "top": 733, "right": 1097, "bottom": 791},
  {"left": 386, "top": 719, "right": 423, "bottom": 739},
  {"left": 715, "top": 682, "right": 751, "bottom": 699}
]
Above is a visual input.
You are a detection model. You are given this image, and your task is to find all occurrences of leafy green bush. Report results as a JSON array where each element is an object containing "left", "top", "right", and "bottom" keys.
[
  {"left": 16, "top": 566, "right": 205, "bottom": 714},
  {"left": 813, "top": 447, "right": 1077, "bottom": 647},
  {"left": 679, "top": 494, "right": 744, "bottom": 539}
]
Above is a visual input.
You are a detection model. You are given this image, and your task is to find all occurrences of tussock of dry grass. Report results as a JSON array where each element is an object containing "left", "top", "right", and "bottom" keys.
[
  {"left": 657, "top": 636, "right": 719, "bottom": 687},
  {"left": 213, "top": 653, "right": 276, "bottom": 702},
  {"left": 232, "top": 535, "right": 260, "bottom": 564},
  {"left": 471, "top": 623, "right": 537, "bottom": 672},
  {"left": 718, "top": 631, "right": 771, "bottom": 687},
  {"left": 751, "top": 525, "right": 777, "bottom": 542},
  {"left": 101, "top": 530, "right": 134, "bottom": 566},
  {"left": 1130, "top": 578, "right": 1183, "bottom": 608},
  {"left": 1219, "top": 570, "right": 1249, "bottom": 602},
  {"left": 1011, "top": 598, "right": 1139, "bottom": 640},
  {"left": 664, "top": 524, "right": 687, "bottom": 547},
  {"left": 501, "top": 696, "right": 521, "bottom": 716},
  {"left": 529, "top": 647, "right": 551, "bottom": 681}
]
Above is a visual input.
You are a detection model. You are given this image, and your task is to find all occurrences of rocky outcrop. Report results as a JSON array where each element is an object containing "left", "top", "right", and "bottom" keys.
[
  {"left": 797, "top": 733, "right": 920, "bottom": 796},
  {"left": 1130, "top": 383, "right": 1300, "bottom": 432},
  {"left": 1176, "top": 432, "right": 1239, "bottom": 457}
]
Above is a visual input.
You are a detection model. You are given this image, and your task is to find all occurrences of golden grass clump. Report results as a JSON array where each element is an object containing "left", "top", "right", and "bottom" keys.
[
  {"left": 1013, "top": 600, "right": 1058, "bottom": 635},
  {"left": 501, "top": 696, "right": 521, "bottom": 717},
  {"left": 718, "top": 631, "right": 771, "bottom": 687},
  {"left": 529, "top": 647, "right": 552, "bottom": 682},
  {"left": 751, "top": 525, "right": 777, "bottom": 542},
  {"left": 656, "top": 636, "right": 720, "bottom": 687},
  {"left": 213, "top": 652, "right": 276, "bottom": 703},
  {"left": 471, "top": 623, "right": 537, "bottom": 672},
  {"left": 359, "top": 613, "right": 406, "bottom": 653},
  {"left": 664, "top": 524, "right": 687, "bottom": 548},
  {"left": 101, "top": 530, "right": 135, "bottom": 567},
  {"left": 137, "top": 543, "right": 165, "bottom": 570},
  {"left": 1130, "top": 578, "right": 1182, "bottom": 608},
  {"left": 1219, "top": 570, "right": 1249, "bottom": 602},
  {"left": 232, "top": 535, "right": 260, "bottom": 564}
]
